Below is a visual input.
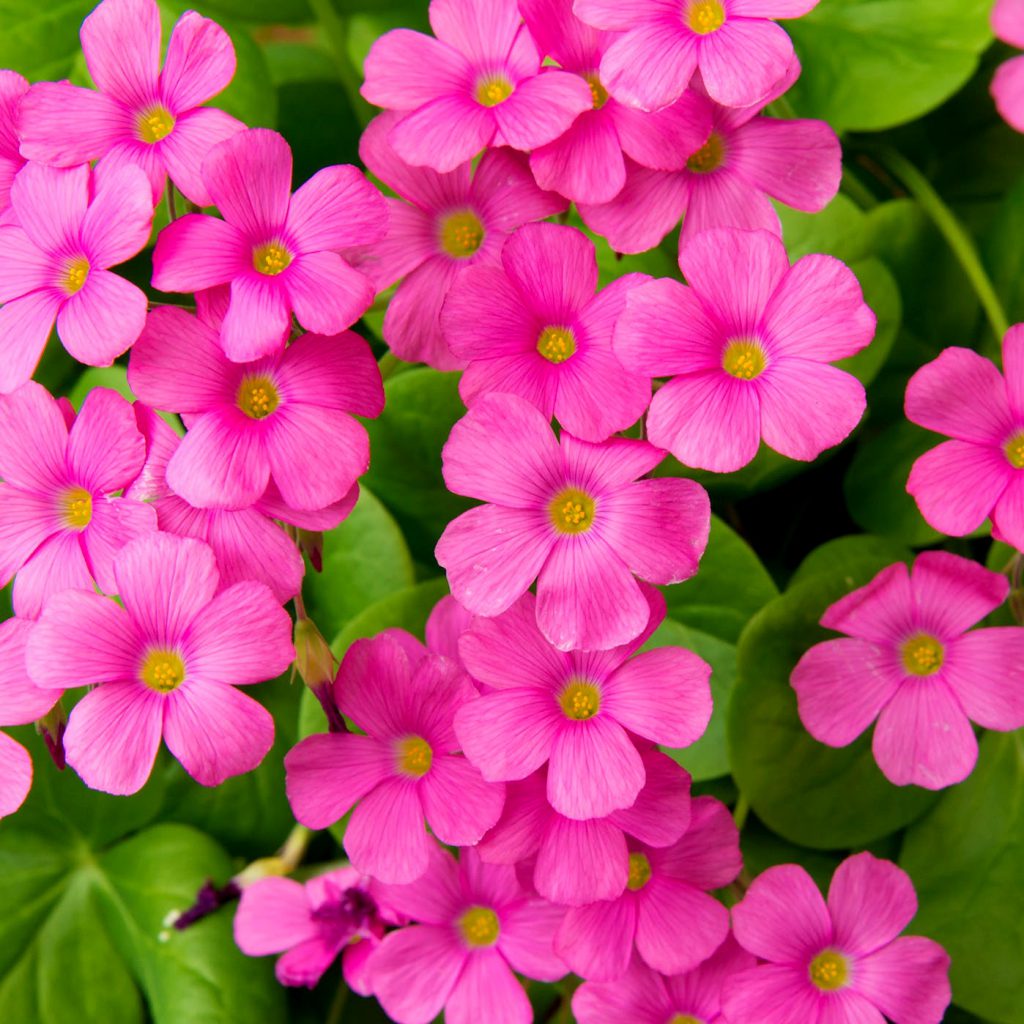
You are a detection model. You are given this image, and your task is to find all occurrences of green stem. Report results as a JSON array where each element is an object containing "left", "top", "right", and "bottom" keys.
[
  {"left": 839, "top": 167, "right": 877, "bottom": 211},
  {"left": 876, "top": 146, "right": 1009, "bottom": 341},
  {"left": 308, "top": 0, "right": 376, "bottom": 127},
  {"left": 165, "top": 180, "right": 179, "bottom": 222},
  {"left": 733, "top": 794, "right": 750, "bottom": 830}
]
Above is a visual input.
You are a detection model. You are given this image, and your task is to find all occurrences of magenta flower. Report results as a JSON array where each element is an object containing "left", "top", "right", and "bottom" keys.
[
  {"left": 519, "top": 0, "right": 711, "bottom": 204},
  {"left": 0, "top": 617, "right": 58, "bottom": 819},
  {"left": 574, "top": 0, "right": 818, "bottom": 110},
  {"left": 573, "top": 936, "right": 755, "bottom": 1023},
  {"left": 0, "top": 70, "right": 27, "bottom": 218},
  {"left": 615, "top": 228, "right": 874, "bottom": 472},
  {"left": 477, "top": 749, "right": 692, "bottom": 906},
  {"left": 905, "top": 331, "right": 1024, "bottom": 549},
  {"left": 152, "top": 128, "right": 387, "bottom": 362},
  {"left": 580, "top": 65, "right": 841, "bottom": 253},
  {"left": 350, "top": 112, "right": 566, "bottom": 370},
  {"left": 425, "top": 595, "right": 475, "bottom": 665},
  {"left": 0, "top": 382, "right": 156, "bottom": 619},
  {"left": 368, "top": 843, "right": 567, "bottom": 1024},
  {"left": 993, "top": 0, "right": 1024, "bottom": 132},
  {"left": 554, "top": 796, "right": 740, "bottom": 980},
  {"left": 441, "top": 223, "right": 652, "bottom": 441},
  {"left": 235, "top": 867, "right": 392, "bottom": 992},
  {"left": 725, "top": 853, "right": 951, "bottom": 1024},
  {"left": 25, "top": 533, "right": 294, "bottom": 795},
  {"left": 285, "top": 634, "right": 505, "bottom": 883},
  {"left": 437, "top": 393, "right": 710, "bottom": 651},
  {"left": 361, "top": 0, "right": 593, "bottom": 173},
  {"left": 455, "top": 590, "right": 710, "bottom": 818},
  {"left": 128, "top": 306, "right": 383, "bottom": 512},
  {"left": 791, "top": 551, "right": 1024, "bottom": 790},
  {"left": 19, "top": 0, "right": 242, "bottom": 205},
  {"left": 0, "top": 162, "right": 153, "bottom": 391}
]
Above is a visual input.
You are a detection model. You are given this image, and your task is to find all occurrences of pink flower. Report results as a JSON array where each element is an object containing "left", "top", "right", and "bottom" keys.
[
  {"left": 572, "top": 936, "right": 755, "bottom": 1023},
  {"left": 992, "top": 0, "right": 1024, "bottom": 131},
  {"left": 19, "top": 0, "right": 242, "bottom": 205},
  {"left": 579, "top": 64, "right": 841, "bottom": 253},
  {"left": 477, "top": 749, "right": 692, "bottom": 906},
  {"left": 25, "top": 532, "right": 294, "bottom": 795},
  {"left": 361, "top": 0, "right": 593, "bottom": 173},
  {"left": 725, "top": 852, "right": 951, "bottom": 1024},
  {"left": 350, "top": 112, "right": 566, "bottom": 370},
  {"left": 0, "top": 382, "right": 156, "bottom": 619},
  {"left": 0, "top": 617, "right": 58, "bottom": 819},
  {"left": 436, "top": 392, "right": 710, "bottom": 651},
  {"left": 904, "top": 331, "right": 1024, "bottom": 549},
  {"left": 425, "top": 595, "right": 476, "bottom": 665},
  {"left": 285, "top": 634, "right": 505, "bottom": 883},
  {"left": 152, "top": 128, "right": 387, "bottom": 362},
  {"left": 519, "top": 0, "right": 711, "bottom": 205},
  {"left": 615, "top": 228, "right": 874, "bottom": 472},
  {"left": 234, "top": 867, "right": 392, "bottom": 992},
  {"left": 0, "top": 70, "right": 27, "bottom": 218},
  {"left": 791, "top": 551, "right": 1024, "bottom": 790},
  {"left": 455, "top": 590, "right": 710, "bottom": 818},
  {"left": 554, "top": 796, "right": 740, "bottom": 980},
  {"left": 441, "top": 223, "right": 652, "bottom": 441},
  {"left": 368, "top": 843, "right": 567, "bottom": 1024},
  {"left": 127, "top": 306, "right": 383, "bottom": 512},
  {"left": 574, "top": 0, "right": 819, "bottom": 110},
  {"left": 0, "top": 162, "right": 153, "bottom": 391}
]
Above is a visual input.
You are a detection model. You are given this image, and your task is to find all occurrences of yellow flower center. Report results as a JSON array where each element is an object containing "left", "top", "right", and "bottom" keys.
[
  {"left": 1005, "top": 431, "right": 1024, "bottom": 469},
  {"left": 537, "top": 325, "right": 577, "bottom": 364},
  {"left": 559, "top": 679, "right": 601, "bottom": 721},
  {"left": 686, "top": 0, "right": 726, "bottom": 34},
  {"left": 141, "top": 650, "right": 186, "bottom": 693},
  {"left": 61, "top": 486, "right": 92, "bottom": 529},
  {"left": 901, "top": 634, "right": 944, "bottom": 676},
  {"left": 549, "top": 487, "right": 595, "bottom": 534},
  {"left": 475, "top": 76, "right": 514, "bottom": 107},
  {"left": 237, "top": 375, "right": 280, "bottom": 420},
  {"left": 722, "top": 339, "right": 767, "bottom": 380},
  {"left": 396, "top": 736, "right": 433, "bottom": 778},
  {"left": 686, "top": 132, "right": 726, "bottom": 174},
  {"left": 669, "top": 1017, "right": 704, "bottom": 1024},
  {"left": 137, "top": 105, "right": 176, "bottom": 144},
  {"left": 627, "top": 852, "right": 652, "bottom": 891},
  {"left": 809, "top": 950, "right": 850, "bottom": 992},
  {"left": 252, "top": 242, "right": 292, "bottom": 276},
  {"left": 440, "top": 211, "right": 485, "bottom": 258},
  {"left": 584, "top": 72, "right": 609, "bottom": 109},
  {"left": 458, "top": 906, "right": 500, "bottom": 947},
  {"left": 63, "top": 257, "right": 90, "bottom": 295}
]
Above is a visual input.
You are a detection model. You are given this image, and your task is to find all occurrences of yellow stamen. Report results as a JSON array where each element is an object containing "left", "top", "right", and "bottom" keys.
[
  {"left": 141, "top": 650, "right": 186, "bottom": 693},
  {"left": 62, "top": 486, "right": 92, "bottom": 529},
  {"left": 901, "top": 634, "right": 944, "bottom": 677},
  {"left": 137, "top": 105, "right": 176, "bottom": 144},
  {"left": 559, "top": 679, "right": 601, "bottom": 721},
  {"left": 537, "top": 325, "right": 577, "bottom": 364},
  {"left": 627, "top": 852, "right": 652, "bottom": 891},
  {"left": 1005, "top": 431, "right": 1024, "bottom": 469},
  {"left": 686, "top": 0, "right": 726, "bottom": 34},
  {"left": 439, "top": 211, "right": 485, "bottom": 258},
  {"left": 584, "top": 72, "right": 609, "bottom": 109},
  {"left": 809, "top": 950, "right": 849, "bottom": 992},
  {"left": 63, "top": 257, "right": 90, "bottom": 295},
  {"left": 252, "top": 242, "right": 292, "bottom": 276},
  {"left": 549, "top": 487, "right": 595, "bottom": 534},
  {"left": 722, "top": 339, "right": 767, "bottom": 380},
  {"left": 686, "top": 133, "right": 726, "bottom": 174},
  {"left": 396, "top": 736, "right": 433, "bottom": 778},
  {"left": 669, "top": 1017, "right": 704, "bottom": 1024},
  {"left": 475, "top": 76, "right": 514, "bottom": 107},
  {"left": 236, "top": 375, "right": 280, "bottom": 420},
  {"left": 458, "top": 906, "right": 500, "bottom": 947}
]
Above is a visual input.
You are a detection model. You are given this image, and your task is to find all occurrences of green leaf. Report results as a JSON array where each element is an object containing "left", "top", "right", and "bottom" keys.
[
  {"left": 0, "top": 0, "right": 94, "bottom": 79},
  {"left": 901, "top": 731, "right": 1024, "bottom": 1022},
  {"left": 788, "top": 534, "right": 914, "bottom": 589},
  {"left": 786, "top": 0, "right": 993, "bottom": 133},
  {"left": 728, "top": 544, "right": 936, "bottom": 847},
  {"left": 185, "top": 0, "right": 312, "bottom": 23},
  {"left": 740, "top": 818, "right": 841, "bottom": 894},
  {"left": 985, "top": 172, "right": 1024, "bottom": 329}
]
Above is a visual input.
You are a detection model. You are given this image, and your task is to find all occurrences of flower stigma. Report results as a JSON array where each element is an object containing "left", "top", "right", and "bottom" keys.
[
  {"left": 137, "top": 105, "right": 176, "bottom": 144},
  {"left": 686, "top": 0, "right": 726, "bottom": 34},
  {"left": 62, "top": 486, "right": 92, "bottom": 529},
  {"left": 440, "top": 211, "right": 485, "bottom": 258},
  {"left": 809, "top": 949, "right": 850, "bottom": 991},
  {"left": 549, "top": 487, "right": 596, "bottom": 534},
  {"left": 142, "top": 650, "right": 186, "bottom": 693},
  {"left": 458, "top": 906, "right": 500, "bottom": 947},
  {"left": 537, "top": 325, "right": 577, "bottom": 364},
  {"left": 901, "top": 634, "right": 944, "bottom": 676},
  {"left": 559, "top": 679, "right": 601, "bottom": 721},
  {"left": 397, "top": 736, "right": 433, "bottom": 777},
  {"left": 722, "top": 339, "right": 767, "bottom": 380}
]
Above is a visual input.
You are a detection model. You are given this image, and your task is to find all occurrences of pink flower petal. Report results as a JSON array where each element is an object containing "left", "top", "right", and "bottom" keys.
[
  {"left": 370, "top": 925, "right": 466, "bottom": 1024},
  {"left": 81, "top": 165, "right": 154, "bottom": 269},
  {"left": 910, "top": 549, "right": 1009, "bottom": 636},
  {"left": 501, "top": 220, "right": 597, "bottom": 315},
  {"left": 389, "top": 97, "right": 496, "bottom": 174},
  {"left": 608, "top": 750, "right": 691, "bottom": 847},
  {"left": 383, "top": 257, "right": 463, "bottom": 369},
  {"left": 993, "top": 54, "right": 1024, "bottom": 132},
  {"left": 348, "top": 198, "right": 435, "bottom": 290},
  {"left": 531, "top": 112, "right": 627, "bottom": 206},
  {"left": 13, "top": 531, "right": 93, "bottom": 620},
  {"left": 721, "top": 963, "right": 827, "bottom": 1024},
  {"left": 477, "top": 776, "right": 548, "bottom": 865},
  {"left": 63, "top": 681, "right": 164, "bottom": 795},
  {"left": 0, "top": 226, "right": 56, "bottom": 303},
  {"left": 275, "top": 935, "right": 342, "bottom": 988},
  {"left": 0, "top": 291, "right": 60, "bottom": 393},
  {"left": 361, "top": 28, "right": 473, "bottom": 110},
  {"left": 0, "top": 619, "right": 55, "bottom": 725},
  {"left": 0, "top": 487, "right": 61, "bottom": 590},
  {"left": 151, "top": 213, "right": 249, "bottom": 292},
  {"left": 81, "top": 497, "right": 157, "bottom": 595},
  {"left": 334, "top": 633, "right": 412, "bottom": 738},
  {"left": 498, "top": 897, "right": 568, "bottom": 981},
  {"left": 614, "top": 92, "right": 712, "bottom": 171},
  {"left": 285, "top": 250, "right": 375, "bottom": 335},
  {"left": 656, "top": 795, "right": 741, "bottom": 889},
  {"left": 445, "top": 950, "right": 531, "bottom": 1024},
  {"left": 680, "top": 163, "right": 781, "bottom": 247},
  {"left": 205, "top": 507, "right": 304, "bottom": 603},
  {"left": 219, "top": 274, "right": 291, "bottom": 362},
  {"left": 636, "top": 877, "right": 729, "bottom": 974},
  {"left": 421, "top": 755, "right": 505, "bottom": 845},
  {"left": 0, "top": 380, "right": 68, "bottom": 491},
  {"left": 344, "top": 776, "right": 431, "bottom": 883},
  {"left": 276, "top": 330, "right": 383, "bottom": 418},
  {"left": 430, "top": 0, "right": 522, "bottom": 61},
  {"left": 536, "top": 815, "right": 628, "bottom": 906},
  {"left": 57, "top": 270, "right": 147, "bottom": 367},
  {"left": 492, "top": 71, "right": 592, "bottom": 152},
  {"left": 993, "top": 472, "right": 1024, "bottom": 549},
  {"left": 234, "top": 876, "right": 317, "bottom": 955},
  {"left": 159, "top": 107, "right": 244, "bottom": 207},
  {"left": 474, "top": 147, "right": 568, "bottom": 229},
  {"left": 854, "top": 935, "right": 951, "bottom": 1024},
  {"left": 872, "top": 679, "right": 977, "bottom": 789},
  {"left": 160, "top": 10, "right": 235, "bottom": 111},
  {"left": 287, "top": 165, "right": 387, "bottom": 252},
  {"left": 68, "top": 388, "right": 145, "bottom": 493},
  {"left": 556, "top": 897, "right": 636, "bottom": 982},
  {"left": 943, "top": 628, "right": 1024, "bottom": 730},
  {"left": 0, "top": 730, "right": 31, "bottom": 819},
  {"left": 697, "top": 19, "right": 793, "bottom": 108},
  {"left": 372, "top": 840, "right": 464, "bottom": 925},
  {"left": 572, "top": 962, "right": 672, "bottom": 1024},
  {"left": 994, "top": 0, "right": 1024, "bottom": 46},
  {"left": 18, "top": 82, "right": 130, "bottom": 167},
  {"left": 81, "top": 0, "right": 160, "bottom": 108},
  {"left": 598, "top": 22, "right": 697, "bottom": 112},
  {"left": 284, "top": 734, "right": 393, "bottom": 829},
  {"left": 820, "top": 562, "right": 913, "bottom": 643},
  {"left": 828, "top": 852, "right": 917, "bottom": 956}
]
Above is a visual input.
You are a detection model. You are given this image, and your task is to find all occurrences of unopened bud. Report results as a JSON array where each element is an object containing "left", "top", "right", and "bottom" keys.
[
  {"left": 297, "top": 529, "right": 324, "bottom": 572},
  {"left": 36, "top": 702, "right": 67, "bottom": 770},
  {"left": 293, "top": 618, "right": 346, "bottom": 733}
]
